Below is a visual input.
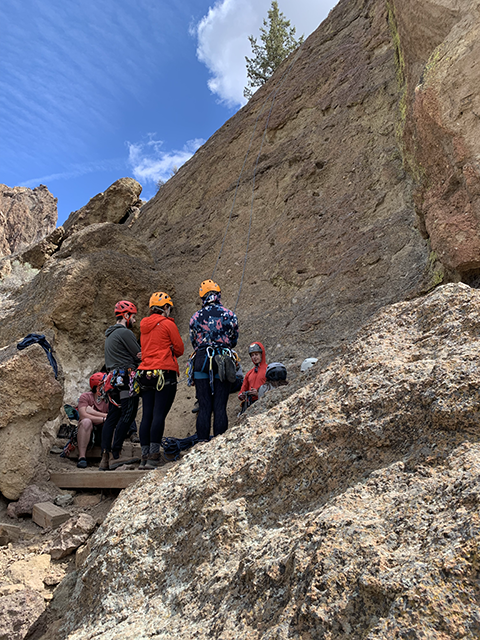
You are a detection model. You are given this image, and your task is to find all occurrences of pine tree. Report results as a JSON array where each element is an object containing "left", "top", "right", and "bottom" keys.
[{"left": 244, "top": 1, "right": 303, "bottom": 99}]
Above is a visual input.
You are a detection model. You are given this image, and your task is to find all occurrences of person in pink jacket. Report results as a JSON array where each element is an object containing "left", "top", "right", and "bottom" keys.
[
  {"left": 238, "top": 341, "right": 267, "bottom": 411},
  {"left": 137, "top": 292, "right": 184, "bottom": 468}
]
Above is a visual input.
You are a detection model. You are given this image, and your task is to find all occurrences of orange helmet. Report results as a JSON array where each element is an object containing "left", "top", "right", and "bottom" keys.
[
  {"left": 149, "top": 292, "right": 173, "bottom": 308},
  {"left": 114, "top": 300, "right": 137, "bottom": 317},
  {"left": 89, "top": 372, "right": 104, "bottom": 391},
  {"left": 199, "top": 279, "right": 220, "bottom": 298}
]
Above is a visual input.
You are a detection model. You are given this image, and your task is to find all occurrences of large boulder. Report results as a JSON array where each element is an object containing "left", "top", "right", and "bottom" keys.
[
  {"left": 62, "top": 178, "right": 142, "bottom": 237},
  {"left": 0, "top": 223, "right": 173, "bottom": 402},
  {"left": 0, "top": 343, "right": 63, "bottom": 500},
  {"left": 57, "top": 283, "right": 480, "bottom": 639},
  {"left": 0, "top": 184, "right": 57, "bottom": 258}
]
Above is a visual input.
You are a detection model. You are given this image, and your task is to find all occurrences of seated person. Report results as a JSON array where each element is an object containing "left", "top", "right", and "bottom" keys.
[
  {"left": 238, "top": 342, "right": 267, "bottom": 411},
  {"left": 258, "top": 362, "right": 288, "bottom": 398},
  {"left": 76, "top": 373, "right": 109, "bottom": 469}
]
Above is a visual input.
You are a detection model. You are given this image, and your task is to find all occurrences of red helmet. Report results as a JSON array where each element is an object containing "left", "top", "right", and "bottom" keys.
[
  {"left": 114, "top": 300, "right": 137, "bottom": 317},
  {"left": 89, "top": 372, "right": 104, "bottom": 391}
]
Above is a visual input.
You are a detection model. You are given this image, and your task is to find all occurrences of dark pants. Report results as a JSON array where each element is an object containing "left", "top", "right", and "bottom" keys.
[
  {"left": 101, "top": 394, "right": 139, "bottom": 454},
  {"left": 139, "top": 373, "right": 177, "bottom": 446},
  {"left": 195, "top": 377, "right": 230, "bottom": 440}
]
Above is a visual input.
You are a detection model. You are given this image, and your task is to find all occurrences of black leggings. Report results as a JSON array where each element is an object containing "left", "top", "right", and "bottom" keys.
[
  {"left": 139, "top": 374, "right": 177, "bottom": 446},
  {"left": 195, "top": 377, "right": 230, "bottom": 440},
  {"left": 102, "top": 394, "right": 139, "bottom": 454}
]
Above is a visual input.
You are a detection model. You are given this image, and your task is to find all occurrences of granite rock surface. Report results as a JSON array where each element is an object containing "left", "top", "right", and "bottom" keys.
[{"left": 53, "top": 283, "right": 480, "bottom": 639}]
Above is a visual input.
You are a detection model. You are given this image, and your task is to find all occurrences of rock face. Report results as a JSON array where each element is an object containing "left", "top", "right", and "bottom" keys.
[
  {"left": 0, "top": 184, "right": 57, "bottom": 257},
  {"left": 132, "top": 0, "right": 433, "bottom": 368},
  {"left": 127, "top": 0, "right": 480, "bottom": 372},
  {"left": 53, "top": 283, "right": 480, "bottom": 639},
  {"left": 63, "top": 178, "right": 142, "bottom": 237},
  {"left": 0, "top": 343, "right": 63, "bottom": 500},
  {"left": 397, "top": 0, "right": 480, "bottom": 275}
]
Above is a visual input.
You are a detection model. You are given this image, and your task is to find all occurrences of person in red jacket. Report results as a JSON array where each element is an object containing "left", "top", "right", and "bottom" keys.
[
  {"left": 238, "top": 342, "right": 267, "bottom": 411},
  {"left": 137, "top": 292, "right": 184, "bottom": 468}
]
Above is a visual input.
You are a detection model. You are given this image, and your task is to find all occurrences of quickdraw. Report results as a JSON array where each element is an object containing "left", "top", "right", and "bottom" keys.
[
  {"left": 207, "top": 346, "right": 215, "bottom": 394},
  {"left": 185, "top": 351, "right": 196, "bottom": 387}
]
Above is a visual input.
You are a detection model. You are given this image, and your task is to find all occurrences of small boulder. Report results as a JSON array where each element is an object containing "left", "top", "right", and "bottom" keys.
[
  {"left": 63, "top": 177, "right": 142, "bottom": 237},
  {"left": 0, "top": 523, "right": 23, "bottom": 545},
  {"left": 54, "top": 494, "right": 74, "bottom": 508},
  {"left": 7, "top": 485, "right": 53, "bottom": 519},
  {"left": 44, "top": 513, "right": 96, "bottom": 560}
]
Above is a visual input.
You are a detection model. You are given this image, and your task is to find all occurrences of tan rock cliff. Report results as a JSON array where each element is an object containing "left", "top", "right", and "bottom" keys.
[
  {"left": 133, "top": 0, "right": 431, "bottom": 367},
  {"left": 0, "top": 184, "right": 57, "bottom": 258},
  {"left": 0, "top": 343, "right": 63, "bottom": 500}
]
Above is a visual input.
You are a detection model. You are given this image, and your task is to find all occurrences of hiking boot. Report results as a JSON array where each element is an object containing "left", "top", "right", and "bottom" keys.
[
  {"left": 77, "top": 457, "right": 87, "bottom": 469},
  {"left": 138, "top": 457, "right": 148, "bottom": 469},
  {"left": 145, "top": 453, "right": 166, "bottom": 469},
  {"left": 99, "top": 451, "right": 110, "bottom": 471},
  {"left": 191, "top": 401, "right": 199, "bottom": 414}
]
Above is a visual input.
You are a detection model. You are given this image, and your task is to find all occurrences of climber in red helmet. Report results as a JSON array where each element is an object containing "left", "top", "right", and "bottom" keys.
[{"left": 100, "top": 300, "right": 141, "bottom": 470}]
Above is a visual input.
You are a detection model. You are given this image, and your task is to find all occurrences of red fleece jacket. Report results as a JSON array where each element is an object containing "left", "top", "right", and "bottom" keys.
[
  {"left": 239, "top": 341, "right": 267, "bottom": 402},
  {"left": 138, "top": 314, "right": 184, "bottom": 373}
]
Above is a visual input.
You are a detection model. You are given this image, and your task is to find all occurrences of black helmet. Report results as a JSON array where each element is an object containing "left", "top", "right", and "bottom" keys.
[
  {"left": 248, "top": 343, "right": 262, "bottom": 354},
  {"left": 266, "top": 362, "right": 287, "bottom": 381}
]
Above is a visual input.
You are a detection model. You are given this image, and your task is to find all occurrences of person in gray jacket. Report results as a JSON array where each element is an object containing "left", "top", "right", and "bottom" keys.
[{"left": 100, "top": 300, "right": 141, "bottom": 470}]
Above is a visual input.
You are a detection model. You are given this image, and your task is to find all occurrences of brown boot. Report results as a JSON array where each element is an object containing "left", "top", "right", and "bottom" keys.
[
  {"left": 99, "top": 451, "right": 110, "bottom": 471},
  {"left": 145, "top": 453, "right": 166, "bottom": 469}
]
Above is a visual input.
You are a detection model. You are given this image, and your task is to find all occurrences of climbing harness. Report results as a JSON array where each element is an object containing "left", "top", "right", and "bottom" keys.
[
  {"left": 99, "top": 368, "right": 136, "bottom": 406},
  {"left": 133, "top": 369, "right": 177, "bottom": 394}
]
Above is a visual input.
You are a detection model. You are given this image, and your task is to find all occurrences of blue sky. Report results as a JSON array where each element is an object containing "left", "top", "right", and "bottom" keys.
[{"left": 0, "top": 0, "right": 336, "bottom": 225}]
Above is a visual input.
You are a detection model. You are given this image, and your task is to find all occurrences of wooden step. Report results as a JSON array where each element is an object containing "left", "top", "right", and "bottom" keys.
[
  {"left": 50, "top": 470, "right": 153, "bottom": 490},
  {"left": 32, "top": 502, "right": 70, "bottom": 529}
]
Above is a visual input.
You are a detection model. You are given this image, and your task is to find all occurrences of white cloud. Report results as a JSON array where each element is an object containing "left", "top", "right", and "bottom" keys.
[
  {"left": 127, "top": 137, "right": 205, "bottom": 185},
  {"left": 194, "top": 0, "right": 338, "bottom": 107},
  {"left": 20, "top": 159, "right": 124, "bottom": 188}
]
